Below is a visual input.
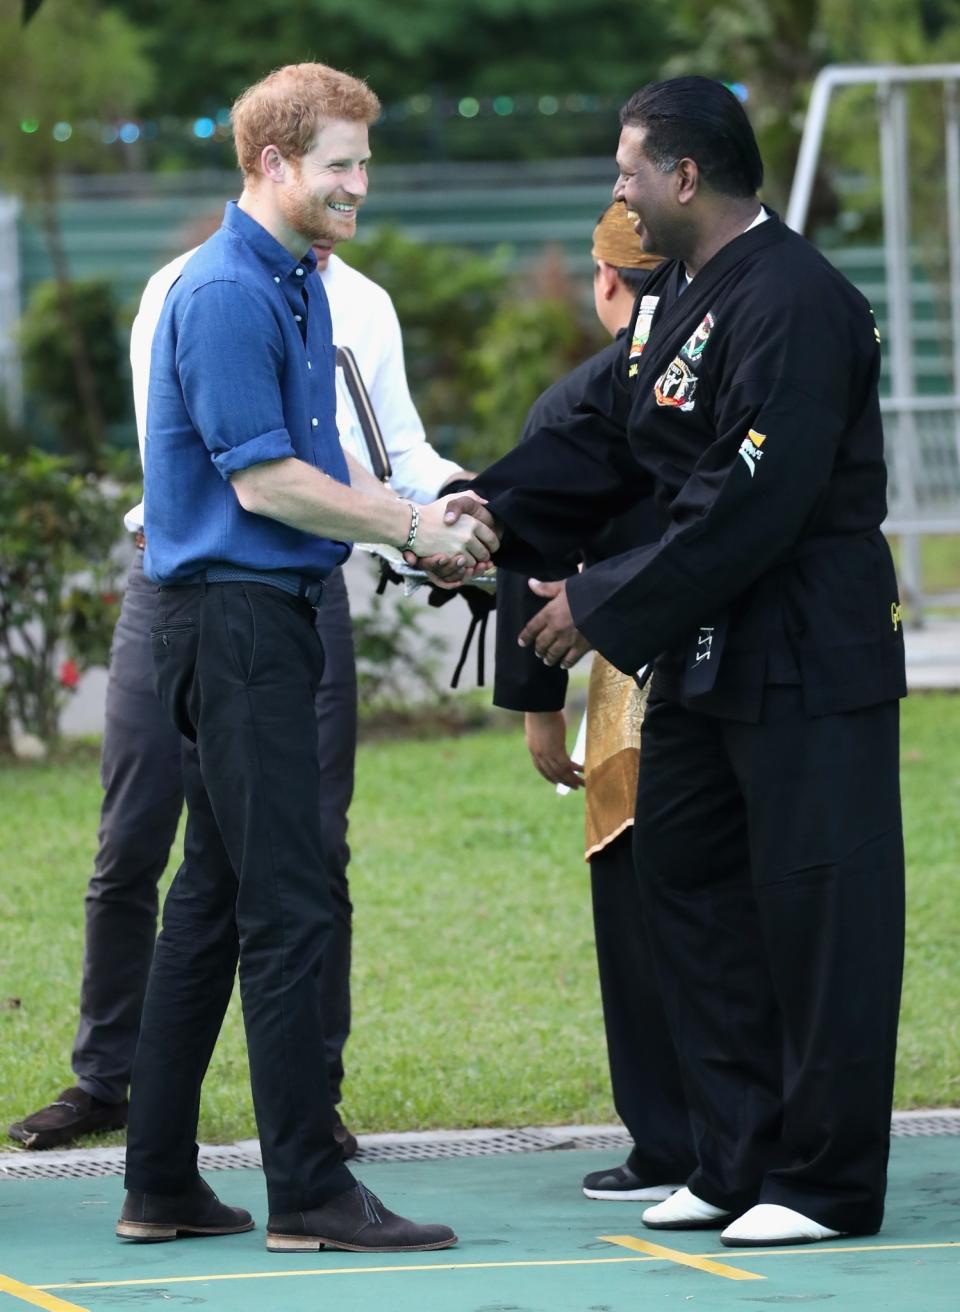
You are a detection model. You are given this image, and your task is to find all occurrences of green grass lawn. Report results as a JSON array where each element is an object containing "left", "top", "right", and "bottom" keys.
[{"left": 1, "top": 697, "right": 958, "bottom": 1150}]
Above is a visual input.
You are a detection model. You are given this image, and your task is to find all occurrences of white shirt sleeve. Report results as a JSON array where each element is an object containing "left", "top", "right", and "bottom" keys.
[
  {"left": 366, "top": 294, "right": 462, "bottom": 503},
  {"left": 324, "top": 256, "right": 463, "bottom": 504},
  {"left": 123, "top": 250, "right": 196, "bottom": 532}
]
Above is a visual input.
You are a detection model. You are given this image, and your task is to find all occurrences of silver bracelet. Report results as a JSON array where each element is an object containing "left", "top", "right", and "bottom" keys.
[{"left": 401, "top": 500, "right": 420, "bottom": 552}]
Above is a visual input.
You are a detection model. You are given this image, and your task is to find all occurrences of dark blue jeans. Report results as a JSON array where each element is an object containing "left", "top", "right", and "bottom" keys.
[
  {"left": 123, "top": 579, "right": 355, "bottom": 1212},
  {"left": 72, "top": 553, "right": 356, "bottom": 1107}
]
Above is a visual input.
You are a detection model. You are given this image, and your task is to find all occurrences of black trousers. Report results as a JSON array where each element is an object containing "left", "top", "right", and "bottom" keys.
[
  {"left": 72, "top": 553, "right": 355, "bottom": 1106},
  {"left": 124, "top": 581, "right": 355, "bottom": 1212},
  {"left": 590, "top": 832, "right": 696, "bottom": 1183},
  {"left": 634, "top": 686, "right": 904, "bottom": 1235}
]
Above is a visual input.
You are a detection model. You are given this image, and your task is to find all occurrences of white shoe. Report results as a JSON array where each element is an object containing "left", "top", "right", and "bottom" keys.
[
  {"left": 581, "top": 1162, "right": 683, "bottom": 1202},
  {"left": 642, "top": 1186, "right": 735, "bottom": 1230},
  {"left": 584, "top": 1182, "right": 682, "bottom": 1202},
  {"left": 720, "top": 1204, "right": 843, "bottom": 1247}
]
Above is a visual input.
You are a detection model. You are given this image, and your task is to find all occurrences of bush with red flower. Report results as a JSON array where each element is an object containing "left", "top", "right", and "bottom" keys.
[
  {"left": 58, "top": 658, "right": 80, "bottom": 690},
  {"left": 0, "top": 450, "right": 126, "bottom": 749}
]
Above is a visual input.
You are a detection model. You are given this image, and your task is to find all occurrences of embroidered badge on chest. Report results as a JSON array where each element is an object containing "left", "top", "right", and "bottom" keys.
[
  {"left": 681, "top": 311, "right": 716, "bottom": 362},
  {"left": 628, "top": 294, "right": 660, "bottom": 379},
  {"left": 654, "top": 356, "right": 698, "bottom": 411}
]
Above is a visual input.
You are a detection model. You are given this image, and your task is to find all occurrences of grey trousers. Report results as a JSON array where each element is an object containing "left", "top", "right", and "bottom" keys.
[{"left": 71, "top": 550, "right": 357, "bottom": 1106}]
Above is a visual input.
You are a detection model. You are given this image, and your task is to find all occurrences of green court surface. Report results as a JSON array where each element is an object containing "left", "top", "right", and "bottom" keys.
[{"left": 1, "top": 1139, "right": 957, "bottom": 1311}]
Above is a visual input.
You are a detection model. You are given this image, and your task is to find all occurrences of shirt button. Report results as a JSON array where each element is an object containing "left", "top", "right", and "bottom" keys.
[
  {"left": 273, "top": 276, "right": 280, "bottom": 284},
  {"left": 294, "top": 314, "right": 302, "bottom": 322},
  {"left": 311, "top": 417, "right": 319, "bottom": 427},
  {"left": 307, "top": 361, "right": 312, "bottom": 369},
  {"left": 295, "top": 268, "right": 304, "bottom": 277}
]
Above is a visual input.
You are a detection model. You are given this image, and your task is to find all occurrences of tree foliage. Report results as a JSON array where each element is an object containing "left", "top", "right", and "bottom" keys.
[
  {"left": 662, "top": 0, "right": 960, "bottom": 221},
  {"left": 19, "top": 279, "right": 127, "bottom": 468},
  {"left": 106, "top": 0, "right": 675, "bottom": 119},
  {"left": 0, "top": 0, "right": 151, "bottom": 186},
  {"left": 338, "top": 227, "right": 510, "bottom": 449}
]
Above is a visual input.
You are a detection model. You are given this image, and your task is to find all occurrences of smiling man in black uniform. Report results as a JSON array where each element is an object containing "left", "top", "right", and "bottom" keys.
[{"left": 466, "top": 76, "right": 906, "bottom": 1248}]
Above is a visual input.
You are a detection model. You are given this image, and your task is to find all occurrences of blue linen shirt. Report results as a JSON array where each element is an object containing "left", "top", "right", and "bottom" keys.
[{"left": 143, "top": 202, "right": 352, "bottom": 584}]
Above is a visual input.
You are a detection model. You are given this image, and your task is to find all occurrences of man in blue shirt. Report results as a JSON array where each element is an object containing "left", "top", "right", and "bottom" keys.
[{"left": 117, "top": 62, "right": 495, "bottom": 1254}]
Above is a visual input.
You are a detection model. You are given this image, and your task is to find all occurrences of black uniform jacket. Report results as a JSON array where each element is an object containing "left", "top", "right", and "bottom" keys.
[
  {"left": 493, "top": 335, "right": 661, "bottom": 714},
  {"left": 476, "top": 215, "right": 907, "bottom": 723}
]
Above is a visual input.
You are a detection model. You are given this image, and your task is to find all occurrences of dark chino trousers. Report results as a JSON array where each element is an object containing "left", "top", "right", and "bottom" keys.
[
  {"left": 123, "top": 580, "right": 355, "bottom": 1213},
  {"left": 633, "top": 686, "right": 904, "bottom": 1235},
  {"left": 72, "top": 552, "right": 355, "bottom": 1108},
  {"left": 590, "top": 831, "right": 696, "bottom": 1183}
]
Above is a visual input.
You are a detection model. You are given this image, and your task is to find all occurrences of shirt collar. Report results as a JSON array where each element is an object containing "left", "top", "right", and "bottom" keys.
[{"left": 221, "top": 201, "right": 318, "bottom": 282}]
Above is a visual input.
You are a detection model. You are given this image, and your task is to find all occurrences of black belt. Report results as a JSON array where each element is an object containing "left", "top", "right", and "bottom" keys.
[{"left": 166, "top": 566, "right": 325, "bottom": 608}]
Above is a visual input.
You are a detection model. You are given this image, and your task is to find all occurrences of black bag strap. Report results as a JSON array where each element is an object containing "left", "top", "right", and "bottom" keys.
[{"left": 336, "top": 346, "right": 392, "bottom": 483}]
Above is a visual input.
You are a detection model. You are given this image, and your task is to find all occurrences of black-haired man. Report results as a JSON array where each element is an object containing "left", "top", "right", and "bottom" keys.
[{"left": 470, "top": 76, "right": 906, "bottom": 1248}]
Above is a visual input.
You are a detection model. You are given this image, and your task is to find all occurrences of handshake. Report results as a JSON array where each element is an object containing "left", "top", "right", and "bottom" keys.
[
  {"left": 397, "top": 490, "right": 590, "bottom": 671},
  {"left": 401, "top": 493, "right": 501, "bottom": 587}
]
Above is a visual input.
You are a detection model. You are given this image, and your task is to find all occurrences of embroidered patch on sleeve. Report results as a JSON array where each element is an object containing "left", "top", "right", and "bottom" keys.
[{"left": 737, "top": 427, "right": 766, "bottom": 476}]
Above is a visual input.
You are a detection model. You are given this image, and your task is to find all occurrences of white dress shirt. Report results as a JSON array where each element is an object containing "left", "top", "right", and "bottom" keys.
[{"left": 125, "top": 250, "right": 461, "bottom": 531}]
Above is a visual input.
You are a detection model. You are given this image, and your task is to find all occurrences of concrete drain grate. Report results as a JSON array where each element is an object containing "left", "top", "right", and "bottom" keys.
[{"left": 1, "top": 1113, "right": 956, "bottom": 1182}]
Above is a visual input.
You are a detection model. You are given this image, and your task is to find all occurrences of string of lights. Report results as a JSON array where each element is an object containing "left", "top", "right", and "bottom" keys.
[{"left": 16, "top": 85, "right": 748, "bottom": 145}]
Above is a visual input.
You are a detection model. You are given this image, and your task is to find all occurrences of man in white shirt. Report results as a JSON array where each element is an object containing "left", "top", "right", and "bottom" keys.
[{"left": 9, "top": 237, "right": 470, "bottom": 1155}]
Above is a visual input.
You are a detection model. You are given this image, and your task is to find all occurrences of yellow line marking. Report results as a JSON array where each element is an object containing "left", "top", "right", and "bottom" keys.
[
  {"left": 40, "top": 1257, "right": 656, "bottom": 1290},
  {"left": 34, "top": 1238, "right": 960, "bottom": 1293},
  {"left": 601, "top": 1234, "right": 764, "bottom": 1281},
  {"left": 706, "top": 1240, "right": 960, "bottom": 1259},
  {"left": 0, "top": 1273, "right": 90, "bottom": 1312}
]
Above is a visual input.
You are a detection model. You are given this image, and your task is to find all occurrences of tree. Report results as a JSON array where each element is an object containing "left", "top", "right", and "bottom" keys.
[
  {"left": 0, "top": 0, "right": 151, "bottom": 467},
  {"left": 18, "top": 279, "right": 128, "bottom": 466},
  {"left": 104, "top": 0, "right": 680, "bottom": 159},
  {"left": 664, "top": 0, "right": 960, "bottom": 226}
]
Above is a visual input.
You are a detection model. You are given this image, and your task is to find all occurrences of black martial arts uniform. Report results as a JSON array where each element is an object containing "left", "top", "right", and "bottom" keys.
[
  {"left": 476, "top": 214, "right": 906, "bottom": 1235},
  {"left": 494, "top": 337, "right": 696, "bottom": 1186}
]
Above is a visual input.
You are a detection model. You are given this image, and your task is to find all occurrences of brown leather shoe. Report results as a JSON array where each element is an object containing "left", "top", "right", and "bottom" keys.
[
  {"left": 9, "top": 1086, "right": 128, "bottom": 1150},
  {"left": 266, "top": 1180, "right": 456, "bottom": 1253},
  {"left": 117, "top": 1177, "right": 254, "bottom": 1242}
]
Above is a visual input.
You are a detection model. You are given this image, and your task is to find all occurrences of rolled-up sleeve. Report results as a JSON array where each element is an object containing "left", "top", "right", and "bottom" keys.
[{"left": 175, "top": 279, "right": 297, "bottom": 479}]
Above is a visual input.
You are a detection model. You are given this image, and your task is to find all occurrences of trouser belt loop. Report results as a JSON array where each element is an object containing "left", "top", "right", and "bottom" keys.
[{"left": 299, "top": 579, "right": 325, "bottom": 608}]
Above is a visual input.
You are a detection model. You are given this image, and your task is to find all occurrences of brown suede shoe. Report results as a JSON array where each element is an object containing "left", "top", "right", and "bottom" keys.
[
  {"left": 266, "top": 1181, "right": 457, "bottom": 1253},
  {"left": 9, "top": 1086, "right": 128, "bottom": 1150},
  {"left": 117, "top": 1177, "right": 254, "bottom": 1242}
]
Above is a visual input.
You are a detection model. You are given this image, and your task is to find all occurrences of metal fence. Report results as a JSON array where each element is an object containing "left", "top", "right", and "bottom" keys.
[{"left": 789, "top": 63, "right": 960, "bottom": 619}]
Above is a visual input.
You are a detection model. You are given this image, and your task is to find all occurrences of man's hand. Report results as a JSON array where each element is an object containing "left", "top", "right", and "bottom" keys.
[
  {"left": 405, "top": 494, "right": 501, "bottom": 587},
  {"left": 524, "top": 710, "right": 584, "bottom": 790},
  {"left": 518, "top": 580, "right": 591, "bottom": 668}
]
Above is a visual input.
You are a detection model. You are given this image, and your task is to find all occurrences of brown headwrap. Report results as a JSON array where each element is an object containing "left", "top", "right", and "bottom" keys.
[{"left": 592, "top": 202, "right": 662, "bottom": 270}]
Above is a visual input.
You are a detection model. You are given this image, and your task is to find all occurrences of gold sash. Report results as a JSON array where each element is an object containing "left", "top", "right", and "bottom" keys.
[{"left": 583, "top": 655, "right": 647, "bottom": 860}]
